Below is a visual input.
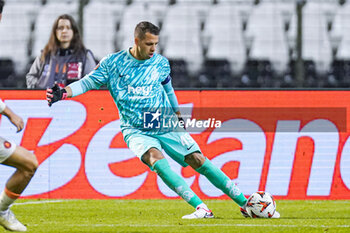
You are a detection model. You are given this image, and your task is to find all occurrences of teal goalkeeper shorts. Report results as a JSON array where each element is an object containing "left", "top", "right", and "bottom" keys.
[{"left": 125, "top": 130, "right": 201, "bottom": 168}]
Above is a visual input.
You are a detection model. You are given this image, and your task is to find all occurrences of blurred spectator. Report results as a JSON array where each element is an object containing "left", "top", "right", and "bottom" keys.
[{"left": 26, "top": 14, "right": 96, "bottom": 89}]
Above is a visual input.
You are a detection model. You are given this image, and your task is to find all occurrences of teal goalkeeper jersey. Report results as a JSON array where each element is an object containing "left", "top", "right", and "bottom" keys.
[{"left": 73, "top": 49, "right": 178, "bottom": 137}]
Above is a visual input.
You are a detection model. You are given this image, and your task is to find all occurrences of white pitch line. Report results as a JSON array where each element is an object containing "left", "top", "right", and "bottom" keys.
[
  {"left": 27, "top": 223, "right": 350, "bottom": 228},
  {"left": 13, "top": 200, "right": 66, "bottom": 206}
]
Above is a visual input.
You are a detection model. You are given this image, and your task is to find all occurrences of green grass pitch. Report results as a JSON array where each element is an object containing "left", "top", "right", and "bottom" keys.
[{"left": 2, "top": 199, "right": 349, "bottom": 233}]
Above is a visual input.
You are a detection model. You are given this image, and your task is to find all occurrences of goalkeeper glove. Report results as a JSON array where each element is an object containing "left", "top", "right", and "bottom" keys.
[{"left": 46, "top": 83, "right": 67, "bottom": 107}]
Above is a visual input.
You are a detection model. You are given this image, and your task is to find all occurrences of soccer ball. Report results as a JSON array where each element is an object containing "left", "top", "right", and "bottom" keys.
[{"left": 245, "top": 191, "right": 279, "bottom": 218}]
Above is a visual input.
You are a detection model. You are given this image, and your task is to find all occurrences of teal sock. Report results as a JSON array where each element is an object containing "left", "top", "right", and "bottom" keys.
[
  {"left": 196, "top": 159, "right": 247, "bottom": 207},
  {"left": 153, "top": 159, "right": 203, "bottom": 208}
]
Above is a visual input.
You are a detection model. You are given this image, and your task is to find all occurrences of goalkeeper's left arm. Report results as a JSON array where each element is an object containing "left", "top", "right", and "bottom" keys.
[
  {"left": 46, "top": 83, "right": 68, "bottom": 106},
  {"left": 46, "top": 81, "right": 82, "bottom": 106},
  {"left": 46, "top": 56, "right": 109, "bottom": 106},
  {"left": 46, "top": 77, "right": 99, "bottom": 106}
]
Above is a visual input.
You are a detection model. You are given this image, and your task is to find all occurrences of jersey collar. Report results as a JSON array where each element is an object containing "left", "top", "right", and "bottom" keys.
[{"left": 127, "top": 48, "right": 155, "bottom": 63}]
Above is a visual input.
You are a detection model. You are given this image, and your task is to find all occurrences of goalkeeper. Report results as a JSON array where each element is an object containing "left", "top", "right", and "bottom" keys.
[{"left": 46, "top": 21, "right": 248, "bottom": 219}]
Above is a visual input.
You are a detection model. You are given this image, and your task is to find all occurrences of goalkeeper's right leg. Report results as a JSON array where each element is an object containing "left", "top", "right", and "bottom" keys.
[{"left": 142, "top": 148, "right": 214, "bottom": 219}]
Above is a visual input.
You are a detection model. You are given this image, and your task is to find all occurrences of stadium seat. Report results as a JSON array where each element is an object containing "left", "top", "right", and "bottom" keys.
[
  {"left": 131, "top": 0, "right": 169, "bottom": 25},
  {"left": 89, "top": 0, "right": 126, "bottom": 2},
  {"left": 288, "top": 1, "right": 337, "bottom": 73},
  {"left": 245, "top": 1, "right": 291, "bottom": 74},
  {"left": 83, "top": 1, "right": 125, "bottom": 60},
  {"left": 199, "top": 59, "right": 233, "bottom": 88},
  {"left": 118, "top": 3, "right": 159, "bottom": 52},
  {"left": 326, "top": 60, "right": 350, "bottom": 88},
  {"left": 168, "top": 59, "right": 190, "bottom": 88},
  {"left": 176, "top": 0, "right": 211, "bottom": 2},
  {"left": 45, "top": 0, "right": 80, "bottom": 2},
  {"left": 45, "top": 0, "right": 80, "bottom": 3},
  {"left": 0, "top": 2, "right": 39, "bottom": 73},
  {"left": 161, "top": 4, "right": 204, "bottom": 74},
  {"left": 239, "top": 60, "right": 274, "bottom": 88},
  {"left": 281, "top": 60, "right": 320, "bottom": 88},
  {"left": 175, "top": 0, "right": 212, "bottom": 24},
  {"left": 0, "top": 59, "right": 17, "bottom": 88},
  {"left": 32, "top": 1, "right": 79, "bottom": 58},
  {"left": 132, "top": 0, "right": 169, "bottom": 4},
  {"left": 203, "top": 3, "right": 246, "bottom": 74},
  {"left": 11, "top": 0, "right": 42, "bottom": 3},
  {"left": 216, "top": 0, "right": 255, "bottom": 26},
  {"left": 216, "top": 0, "right": 254, "bottom": 5},
  {"left": 331, "top": 1, "right": 350, "bottom": 60}
]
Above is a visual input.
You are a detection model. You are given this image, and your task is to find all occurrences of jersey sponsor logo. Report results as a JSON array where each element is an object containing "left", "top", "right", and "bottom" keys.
[{"left": 128, "top": 85, "right": 153, "bottom": 96}]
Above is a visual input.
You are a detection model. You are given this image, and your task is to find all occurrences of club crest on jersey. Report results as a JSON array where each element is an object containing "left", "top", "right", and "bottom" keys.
[{"left": 151, "top": 70, "right": 159, "bottom": 81}]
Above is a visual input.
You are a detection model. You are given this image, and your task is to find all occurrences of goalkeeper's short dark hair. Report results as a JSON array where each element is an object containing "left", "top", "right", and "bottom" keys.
[
  {"left": 134, "top": 21, "right": 160, "bottom": 40},
  {"left": 0, "top": 0, "right": 4, "bottom": 14}
]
